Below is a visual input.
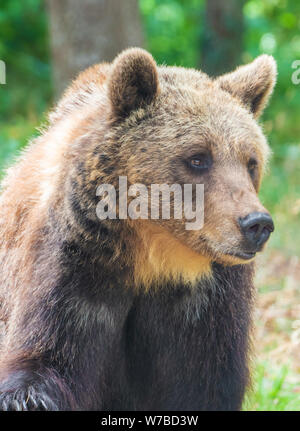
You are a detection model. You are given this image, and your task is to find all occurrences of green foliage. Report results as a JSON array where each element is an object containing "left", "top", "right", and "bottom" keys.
[
  {"left": 0, "top": 119, "right": 40, "bottom": 176},
  {"left": 140, "top": 0, "right": 204, "bottom": 67},
  {"left": 244, "top": 362, "right": 300, "bottom": 411},
  {"left": 0, "top": 0, "right": 51, "bottom": 121}
]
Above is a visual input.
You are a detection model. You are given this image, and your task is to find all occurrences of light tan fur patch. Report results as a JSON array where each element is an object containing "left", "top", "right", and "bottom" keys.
[{"left": 131, "top": 220, "right": 212, "bottom": 289}]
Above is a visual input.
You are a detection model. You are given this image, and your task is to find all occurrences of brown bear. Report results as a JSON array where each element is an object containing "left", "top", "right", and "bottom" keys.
[{"left": 0, "top": 48, "right": 276, "bottom": 411}]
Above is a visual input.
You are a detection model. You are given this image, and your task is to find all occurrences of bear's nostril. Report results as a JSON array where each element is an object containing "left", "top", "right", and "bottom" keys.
[
  {"left": 239, "top": 212, "right": 274, "bottom": 249},
  {"left": 248, "top": 224, "right": 260, "bottom": 236}
]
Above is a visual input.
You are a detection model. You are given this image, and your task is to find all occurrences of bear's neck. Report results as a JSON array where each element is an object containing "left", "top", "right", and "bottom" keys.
[{"left": 130, "top": 220, "right": 212, "bottom": 290}]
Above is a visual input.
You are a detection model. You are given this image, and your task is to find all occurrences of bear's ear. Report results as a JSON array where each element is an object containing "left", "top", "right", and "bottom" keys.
[
  {"left": 217, "top": 55, "right": 277, "bottom": 118},
  {"left": 108, "top": 48, "right": 159, "bottom": 119}
]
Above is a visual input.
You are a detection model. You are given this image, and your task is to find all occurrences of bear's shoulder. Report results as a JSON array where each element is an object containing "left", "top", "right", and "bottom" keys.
[{"left": 49, "top": 62, "right": 111, "bottom": 124}]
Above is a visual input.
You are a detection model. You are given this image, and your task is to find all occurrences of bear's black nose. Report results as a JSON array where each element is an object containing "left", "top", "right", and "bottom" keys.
[{"left": 239, "top": 212, "right": 274, "bottom": 250}]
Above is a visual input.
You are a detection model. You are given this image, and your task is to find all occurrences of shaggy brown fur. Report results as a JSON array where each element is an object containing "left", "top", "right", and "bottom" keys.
[{"left": 0, "top": 48, "right": 276, "bottom": 410}]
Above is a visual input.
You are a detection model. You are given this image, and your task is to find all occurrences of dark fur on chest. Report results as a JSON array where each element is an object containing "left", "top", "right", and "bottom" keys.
[
  {"left": 0, "top": 224, "right": 254, "bottom": 411},
  {"left": 118, "top": 263, "right": 254, "bottom": 410}
]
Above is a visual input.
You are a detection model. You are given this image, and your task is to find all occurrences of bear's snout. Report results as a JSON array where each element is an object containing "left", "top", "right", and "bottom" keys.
[{"left": 238, "top": 212, "right": 274, "bottom": 252}]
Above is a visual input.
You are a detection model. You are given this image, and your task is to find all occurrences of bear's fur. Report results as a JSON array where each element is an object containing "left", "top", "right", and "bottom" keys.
[{"left": 0, "top": 48, "right": 276, "bottom": 410}]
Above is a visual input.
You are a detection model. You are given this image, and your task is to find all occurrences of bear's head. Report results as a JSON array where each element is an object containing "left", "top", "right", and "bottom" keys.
[{"left": 105, "top": 48, "right": 276, "bottom": 285}]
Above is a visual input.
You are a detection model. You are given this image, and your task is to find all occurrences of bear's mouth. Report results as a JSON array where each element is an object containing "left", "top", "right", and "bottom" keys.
[{"left": 228, "top": 250, "right": 256, "bottom": 260}]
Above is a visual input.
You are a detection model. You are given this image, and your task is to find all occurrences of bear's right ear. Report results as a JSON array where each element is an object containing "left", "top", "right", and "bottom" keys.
[
  {"left": 108, "top": 48, "right": 160, "bottom": 119},
  {"left": 216, "top": 55, "right": 277, "bottom": 119}
]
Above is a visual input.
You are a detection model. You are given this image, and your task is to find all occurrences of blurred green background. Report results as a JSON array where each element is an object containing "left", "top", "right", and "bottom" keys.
[{"left": 0, "top": 0, "right": 299, "bottom": 411}]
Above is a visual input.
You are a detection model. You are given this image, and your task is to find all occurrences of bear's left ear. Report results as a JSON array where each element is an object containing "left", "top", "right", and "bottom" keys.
[
  {"left": 217, "top": 55, "right": 277, "bottom": 118},
  {"left": 108, "top": 47, "right": 160, "bottom": 119}
]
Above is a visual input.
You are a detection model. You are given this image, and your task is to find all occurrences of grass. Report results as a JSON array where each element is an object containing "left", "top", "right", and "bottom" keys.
[
  {"left": 0, "top": 117, "right": 299, "bottom": 412},
  {"left": 244, "top": 362, "right": 300, "bottom": 411}
]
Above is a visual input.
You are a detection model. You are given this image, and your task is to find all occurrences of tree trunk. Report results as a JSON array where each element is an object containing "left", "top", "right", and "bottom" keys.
[
  {"left": 46, "top": 0, "right": 144, "bottom": 98},
  {"left": 201, "top": 0, "right": 245, "bottom": 77}
]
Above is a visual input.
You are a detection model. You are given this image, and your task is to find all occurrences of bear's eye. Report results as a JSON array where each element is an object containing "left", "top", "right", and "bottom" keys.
[
  {"left": 248, "top": 158, "right": 258, "bottom": 178},
  {"left": 187, "top": 153, "right": 212, "bottom": 172}
]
